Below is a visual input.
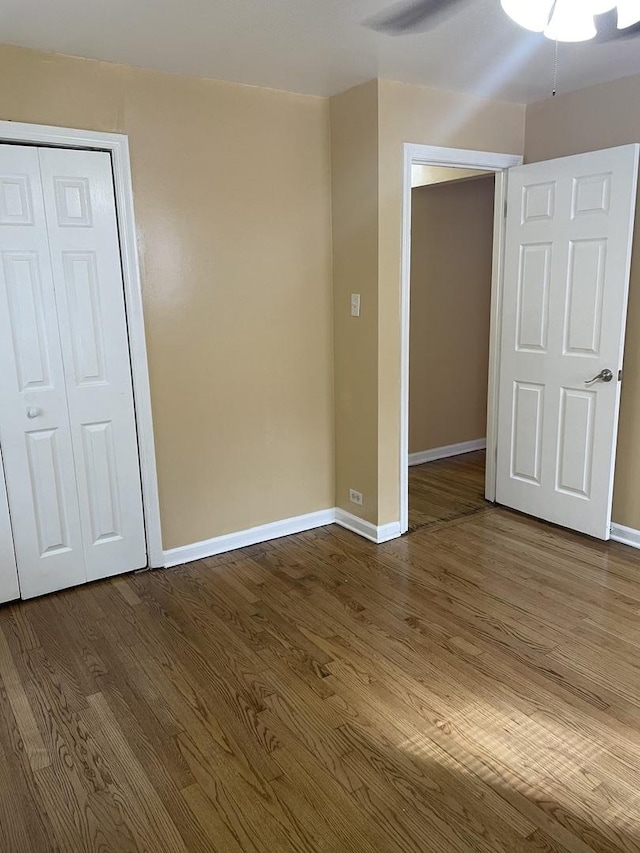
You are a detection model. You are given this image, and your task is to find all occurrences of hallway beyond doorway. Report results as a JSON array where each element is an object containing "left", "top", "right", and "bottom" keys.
[{"left": 409, "top": 450, "right": 489, "bottom": 533}]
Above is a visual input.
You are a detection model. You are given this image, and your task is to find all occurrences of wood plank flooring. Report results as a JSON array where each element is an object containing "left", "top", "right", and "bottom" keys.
[
  {"left": 3, "top": 455, "right": 640, "bottom": 850},
  {"left": 408, "top": 449, "right": 488, "bottom": 532}
]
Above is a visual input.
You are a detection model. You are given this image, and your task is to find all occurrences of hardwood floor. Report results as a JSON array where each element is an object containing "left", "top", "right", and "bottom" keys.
[
  {"left": 409, "top": 449, "right": 488, "bottom": 531},
  {"left": 3, "top": 460, "right": 640, "bottom": 850}
]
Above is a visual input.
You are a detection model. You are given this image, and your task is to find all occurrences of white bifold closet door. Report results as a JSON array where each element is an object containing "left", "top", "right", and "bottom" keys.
[{"left": 0, "top": 144, "right": 146, "bottom": 600}]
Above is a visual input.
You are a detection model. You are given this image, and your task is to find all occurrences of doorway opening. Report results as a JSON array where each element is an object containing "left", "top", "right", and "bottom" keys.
[
  {"left": 399, "top": 144, "right": 522, "bottom": 534},
  {"left": 408, "top": 165, "right": 495, "bottom": 532}
]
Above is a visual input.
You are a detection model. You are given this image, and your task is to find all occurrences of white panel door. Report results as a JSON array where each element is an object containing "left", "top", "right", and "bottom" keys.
[
  {"left": 0, "top": 145, "right": 87, "bottom": 597},
  {"left": 496, "top": 145, "right": 639, "bottom": 539},
  {"left": 38, "top": 148, "right": 146, "bottom": 583}
]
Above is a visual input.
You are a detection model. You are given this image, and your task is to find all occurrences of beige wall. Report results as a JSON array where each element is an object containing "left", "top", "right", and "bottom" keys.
[
  {"left": 409, "top": 175, "right": 495, "bottom": 453},
  {"left": 0, "top": 43, "right": 532, "bottom": 545},
  {"left": 376, "top": 80, "right": 526, "bottom": 523},
  {"left": 330, "top": 79, "right": 525, "bottom": 525},
  {"left": 0, "top": 44, "right": 334, "bottom": 549},
  {"left": 526, "top": 73, "right": 640, "bottom": 530},
  {"left": 330, "top": 81, "right": 380, "bottom": 524}
]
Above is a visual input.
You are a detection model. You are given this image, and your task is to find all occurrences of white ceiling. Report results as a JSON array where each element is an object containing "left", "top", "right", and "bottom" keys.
[{"left": 1, "top": 0, "right": 640, "bottom": 103}]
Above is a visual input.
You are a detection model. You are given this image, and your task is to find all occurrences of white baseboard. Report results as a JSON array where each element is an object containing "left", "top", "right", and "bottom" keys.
[
  {"left": 610, "top": 523, "right": 640, "bottom": 550},
  {"left": 334, "top": 509, "right": 402, "bottom": 544},
  {"left": 409, "top": 438, "right": 487, "bottom": 467},
  {"left": 163, "top": 508, "right": 336, "bottom": 567},
  {"left": 163, "top": 506, "right": 403, "bottom": 566}
]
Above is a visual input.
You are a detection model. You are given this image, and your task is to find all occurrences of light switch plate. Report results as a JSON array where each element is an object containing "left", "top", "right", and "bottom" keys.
[{"left": 350, "top": 293, "right": 361, "bottom": 317}]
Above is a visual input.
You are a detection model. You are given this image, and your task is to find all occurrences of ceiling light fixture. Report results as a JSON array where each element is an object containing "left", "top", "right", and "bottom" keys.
[
  {"left": 501, "top": 0, "right": 640, "bottom": 42},
  {"left": 617, "top": 0, "right": 640, "bottom": 27}
]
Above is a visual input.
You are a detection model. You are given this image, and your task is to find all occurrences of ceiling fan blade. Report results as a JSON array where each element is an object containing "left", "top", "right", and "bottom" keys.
[
  {"left": 594, "top": 9, "right": 640, "bottom": 42},
  {"left": 366, "top": 0, "right": 467, "bottom": 35}
]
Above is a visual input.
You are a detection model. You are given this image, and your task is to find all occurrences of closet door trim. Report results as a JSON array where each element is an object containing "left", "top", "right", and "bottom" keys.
[
  {"left": 0, "top": 447, "right": 19, "bottom": 603},
  {"left": 0, "top": 121, "right": 163, "bottom": 568}
]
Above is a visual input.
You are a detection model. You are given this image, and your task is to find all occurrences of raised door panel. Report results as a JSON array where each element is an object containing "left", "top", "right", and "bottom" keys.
[
  {"left": 556, "top": 389, "right": 596, "bottom": 499},
  {"left": 563, "top": 239, "right": 607, "bottom": 357},
  {"left": 3, "top": 251, "right": 53, "bottom": 391},
  {"left": 81, "top": 421, "right": 122, "bottom": 545},
  {"left": 25, "top": 428, "right": 73, "bottom": 556},
  {"left": 571, "top": 173, "right": 611, "bottom": 219},
  {"left": 39, "top": 148, "right": 146, "bottom": 581},
  {"left": 521, "top": 181, "right": 556, "bottom": 224},
  {"left": 0, "top": 174, "right": 34, "bottom": 225},
  {"left": 511, "top": 382, "right": 544, "bottom": 485},
  {"left": 53, "top": 177, "right": 93, "bottom": 227},
  {"left": 0, "top": 145, "right": 86, "bottom": 599},
  {"left": 516, "top": 244, "right": 551, "bottom": 353},
  {"left": 62, "top": 251, "right": 107, "bottom": 386}
]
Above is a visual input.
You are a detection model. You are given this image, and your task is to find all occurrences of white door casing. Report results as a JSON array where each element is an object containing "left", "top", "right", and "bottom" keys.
[
  {"left": 0, "top": 145, "right": 87, "bottom": 597},
  {"left": 39, "top": 148, "right": 146, "bottom": 583},
  {"left": 496, "top": 144, "right": 639, "bottom": 539},
  {"left": 0, "top": 448, "right": 20, "bottom": 603},
  {"left": 399, "top": 144, "right": 523, "bottom": 534}
]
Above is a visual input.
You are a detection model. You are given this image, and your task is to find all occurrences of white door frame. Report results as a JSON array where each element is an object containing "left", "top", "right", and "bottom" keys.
[
  {"left": 0, "top": 121, "right": 163, "bottom": 568},
  {"left": 400, "top": 143, "right": 523, "bottom": 533}
]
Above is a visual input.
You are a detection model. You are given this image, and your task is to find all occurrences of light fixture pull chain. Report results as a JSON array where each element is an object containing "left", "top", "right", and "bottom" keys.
[{"left": 552, "top": 39, "right": 559, "bottom": 96}]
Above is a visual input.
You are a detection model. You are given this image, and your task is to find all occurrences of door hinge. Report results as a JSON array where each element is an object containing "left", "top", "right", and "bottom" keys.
[
  {"left": 619, "top": 369, "right": 623, "bottom": 382},
  {"left": 504, "top": 199, "right": 508, "bottom": 218}
]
